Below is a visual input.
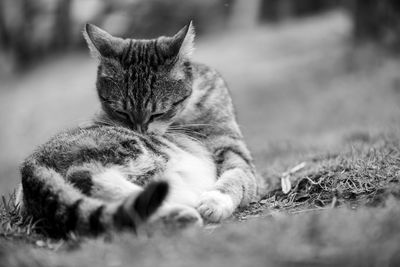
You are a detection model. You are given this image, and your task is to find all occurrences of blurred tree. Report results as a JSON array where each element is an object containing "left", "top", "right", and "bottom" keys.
[
  {"left": 221, "top": 0, "right": 235, "bottom": 27},
  {"left": 0, "top": 0, "right": 234, "bottom": 72},
  {"left": 259, "top": 0, "right": 340, "bottom": 23},
  {"left": 229, "top": 0, "right": 260, "bottom": 29},
  {"left": 259, "top": 0, "right": 289, "bottom": 22},
  {"left": 106, "top": 0, "right": 228, "bottom": 38},
  {"left": 0, "top": 0, "right": 9, "bottom": 48},
  {"left": 53, "top": 0, "right": 72, "bottom": 50},
  {"left": 351, "top": 0, "right": 400, "bottom": 50},
  {"left": 14, "top": 0, "right": 36, "bottom": 68}
]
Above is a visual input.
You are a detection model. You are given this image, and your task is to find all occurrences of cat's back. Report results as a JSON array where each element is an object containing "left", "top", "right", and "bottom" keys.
[
  {"left": 179, "top": 61, "right": 234, "bottom": 123},
  {"left": 24, "top": 126, "right": 144, "bottom": 172}
]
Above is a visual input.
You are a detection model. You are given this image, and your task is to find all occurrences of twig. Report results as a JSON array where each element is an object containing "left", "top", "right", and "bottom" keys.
[
  {"left": 281, "top": 162, "right": 307, "bottom": 194},
  {"left": 331, "top": 196, "right": 337, "bottom": 208}
]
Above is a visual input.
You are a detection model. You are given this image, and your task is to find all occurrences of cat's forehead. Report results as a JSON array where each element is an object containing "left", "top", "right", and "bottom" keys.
[
  {"left": 99, "top": 38, "right": 173, "bottom": 75},
  {"left": 121, "top": 39, "right": 159, "bottom": 65}
]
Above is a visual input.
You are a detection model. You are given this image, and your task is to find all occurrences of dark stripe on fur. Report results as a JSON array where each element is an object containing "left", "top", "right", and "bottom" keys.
[
  {"left": 65, "top": 199, "right": 83, "bottom": 231},
  {"left": 196, "top": 85, "right": 217, "bottom": 109},
  {"left": 68, "top": 170, "right": 93, "bottom": 195},
  {"left": 141, "top": 136, "right": 168, "bottom": 160},
  {"left": 21, "top": 162, "right": 72, "bottom": 237},
  {"left": 89, "top": 205, "right": 105, "bottom": 235},
  {"left": 121, "top": 40, "right": 133, "bottom": 66},
  {"left": 214, "top": 146, "right": 252, "bottom": 167},
  {"left": 134, "top": 168, "right": 157, "bottom": 186},
  {"left": 153, "top": 39, "right": 162, "bottom": 65},
  {"left": 113, "top": 204, "right": 136, "bottom": 231},
  {"left": 134, "top": 181, "right": 169, "bottom": 219}
]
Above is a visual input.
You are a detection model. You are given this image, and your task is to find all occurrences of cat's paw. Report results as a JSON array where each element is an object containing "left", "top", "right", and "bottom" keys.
[
  {"left": 150, "top": 204, "right": 203, "bottom": 231},
  {"left": 197, "top": 191, "right": 235, "bottom": 223},
  {"left": 163, "top": 205, "right": 203, "bottom": 228}
]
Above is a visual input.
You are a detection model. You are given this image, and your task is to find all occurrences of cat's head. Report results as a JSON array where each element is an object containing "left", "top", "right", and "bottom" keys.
[{"left": 84, "top": 23, "right": 195, "bottom": 134}]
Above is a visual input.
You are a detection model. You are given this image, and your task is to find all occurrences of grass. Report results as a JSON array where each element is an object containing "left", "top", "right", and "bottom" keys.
[
  {"left": 1, "top": 10, "right": 400, "bottom": 266},
  {"left": 2, "top": 130, "right": 400, "bottom": 266},
  {"left": 234, "top": 134, "right": 400, "bottom": 222},
  {"left": 1, "top": 135, "right": 400, "bottom": 266}
]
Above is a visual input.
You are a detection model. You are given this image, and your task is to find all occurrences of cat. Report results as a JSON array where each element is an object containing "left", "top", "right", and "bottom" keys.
[{"left": 15, "top": 22, "right": 260, "bottom": 237}]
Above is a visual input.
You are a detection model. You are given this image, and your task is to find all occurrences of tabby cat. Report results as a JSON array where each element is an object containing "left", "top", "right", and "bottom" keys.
[{"left": 16, "top": 22, "right": 260, "bottom": 237}]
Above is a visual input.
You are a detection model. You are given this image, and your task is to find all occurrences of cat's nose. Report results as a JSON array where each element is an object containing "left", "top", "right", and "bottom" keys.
[
  {"left": 135, "top": 123, "right": 148, "bottom": 134},
  {"left": 128, "top": 114, "right": 147, "bottom": 134}
]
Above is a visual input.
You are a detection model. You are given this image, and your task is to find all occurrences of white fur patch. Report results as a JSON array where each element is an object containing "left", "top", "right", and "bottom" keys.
[
  {"left": 178, "top": 79, "right": 204, "bottom": 121},
  {"left": 148, "top": 121, "right": 170, "bottom": 135},
  {"left": 197, "top": 190, "right": 235, "bottom": 222},
  {"left": 123, "top": 151, "right": 156, "bottom": 177},
  {"left": 83, "top": 28, "right": 101, "bottom": 59},
  {"left": 179, "top": 21, "right": 195, "bottom": 59},
  {"left": 91, "top": 168, "right": 142, "bottom": 201},
  {"left": 161, "top": 139, "right": 216, "bottom": 207}
]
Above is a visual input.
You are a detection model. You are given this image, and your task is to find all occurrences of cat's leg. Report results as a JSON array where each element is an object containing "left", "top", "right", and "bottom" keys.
[
  {"left": 67, "top": 165, "right": 202, "bottom": 230},
  {"left": 67, "top": 165, "right": 142, "bottom": 201},
  {"left": 197, "top": 136, "right": 259, "bottom": 223},
  {"left": 146, "top": 174, "right": 203, "bottom": 230}
]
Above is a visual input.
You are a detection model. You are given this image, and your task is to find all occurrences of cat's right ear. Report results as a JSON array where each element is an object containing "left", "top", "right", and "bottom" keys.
[{"left": 83, "top": 24, "right": 125, "bottom": 59}]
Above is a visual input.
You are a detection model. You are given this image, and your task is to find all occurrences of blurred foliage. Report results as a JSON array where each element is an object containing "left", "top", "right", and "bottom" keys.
[
  {"left": 1, "top": 0, "right": 400, "bottom": 72},
  {"left": 258, "top": 0, "right": 340, "bottom": 22},
  {"left": 0, "top": 0, "right": 231, "bottom": 71},
  {"left": 350, "top": 0, "right": 400, "bottom": 50},
  {"left": 106, "top": 0, "right": 231, "bottom": 38}
]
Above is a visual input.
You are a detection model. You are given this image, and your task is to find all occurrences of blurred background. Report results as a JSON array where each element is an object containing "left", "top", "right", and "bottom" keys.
[{"left": 0, "top": 0, "right": 400, "bottom": 196}]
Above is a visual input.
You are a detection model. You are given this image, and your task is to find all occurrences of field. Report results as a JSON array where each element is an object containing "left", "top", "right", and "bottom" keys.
[{"left": 1, "top": 10, "right": 400, "bottom": 266}]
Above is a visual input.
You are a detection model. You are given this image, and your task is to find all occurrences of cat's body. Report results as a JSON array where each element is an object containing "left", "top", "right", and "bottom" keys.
[
  {"left": 17, "top": 23, "right": 260, "bottom": 236},
  {"left": 18, "top": 125, "right": 214, "bottom": 236}
]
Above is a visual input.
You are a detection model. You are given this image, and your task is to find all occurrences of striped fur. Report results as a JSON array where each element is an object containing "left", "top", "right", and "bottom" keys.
[
  {"left": 86, "top": 21, "right": 261, "bottom": 221},
  {"left": 84, "top": 22, "right": 261, "bottom": 222},
  {"left": 18, "top": 126, "right": 213, "bottom": 236},
  {"left": 18, "top": 22, "right": 261, "bottom": 237},
  {"left": 20, "top": 154, "right": 168, "bottom": 237}
]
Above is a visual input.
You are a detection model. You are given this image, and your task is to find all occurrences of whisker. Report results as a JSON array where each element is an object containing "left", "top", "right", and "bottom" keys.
[
  {"left": 168, "top": 126, "right": 208, "bottom": 137},
  {"left": 172, "top": 123, "right": 225, "bottom": 130},
  {"left": 166, "top": 130, "right": 203, "bottom": 144}
]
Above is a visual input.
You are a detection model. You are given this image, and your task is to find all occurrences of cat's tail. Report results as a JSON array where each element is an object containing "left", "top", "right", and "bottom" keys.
[{"left": 18, "top": 160, "right": 168, "bottom": 237}]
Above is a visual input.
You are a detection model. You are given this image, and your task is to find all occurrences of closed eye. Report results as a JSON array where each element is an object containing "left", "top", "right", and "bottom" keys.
[
  {"left": 172, "top": 96, "right": 189, "bottom": 107},
  {"left": 149, "top": 112, "right": 164, "bottom": 122},
  {"left": 115, "top": 110, "right": 129, "bottom": 119},
  {"left": 101, "top": 75, "right": 114, "bottom": 82},
  {"left": 100, "top": 73, "right": 115, "bottom": 80}
]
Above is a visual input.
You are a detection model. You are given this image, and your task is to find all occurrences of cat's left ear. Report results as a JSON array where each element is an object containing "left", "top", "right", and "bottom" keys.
[{"left": 170, "top": 21, "right": 195, "bottom": 59}]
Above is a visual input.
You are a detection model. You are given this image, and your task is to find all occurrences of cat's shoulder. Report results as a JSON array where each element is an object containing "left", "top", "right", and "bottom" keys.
[
  {"left": 189, "top": 62, "right": 229, "bottom": 94},
  {"left": 190, "top": 62, "right": 223, "bottom": 80}
]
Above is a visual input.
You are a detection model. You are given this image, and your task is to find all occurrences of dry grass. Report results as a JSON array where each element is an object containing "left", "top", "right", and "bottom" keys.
[
  {"left": 234, "top": 134, "right": 400, "bottom": 222},
  {"left": 275, "top": 136, "right": 400, "bottom": 208},
  {"left": 2, "top": 134, "right": 400, "bottom": 266}
]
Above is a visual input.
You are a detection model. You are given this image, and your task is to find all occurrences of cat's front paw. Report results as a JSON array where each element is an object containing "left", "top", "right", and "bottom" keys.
[{"left": 197, "top": 191, "right": 235, "bottom": 223}]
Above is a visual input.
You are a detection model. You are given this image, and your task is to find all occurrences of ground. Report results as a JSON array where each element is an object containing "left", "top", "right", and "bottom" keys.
[{"left": 1, "top": 10, "right": 400, "bottom": 266}]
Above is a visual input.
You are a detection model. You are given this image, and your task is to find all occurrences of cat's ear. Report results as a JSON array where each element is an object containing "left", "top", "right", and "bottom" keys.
[
  {"left": 169, "top": 21, "right": 195, "bottom": 59},
  {"left": 83, "top": 24, "right": 125, "bottom": 59}
]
